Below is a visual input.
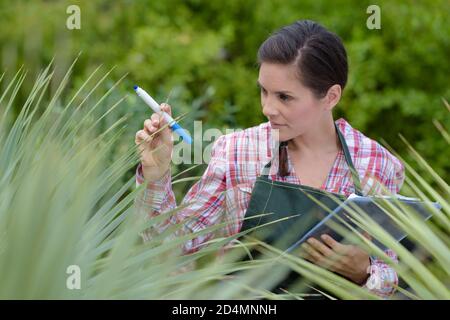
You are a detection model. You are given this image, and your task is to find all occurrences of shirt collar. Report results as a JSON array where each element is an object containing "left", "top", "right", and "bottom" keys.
[{"left": 264, "top": 117, "right": 350, "bottom": 180}]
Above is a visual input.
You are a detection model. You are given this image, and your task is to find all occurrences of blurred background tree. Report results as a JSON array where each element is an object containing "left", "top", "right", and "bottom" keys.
[{"left": 0, "top": 0, "right": 448, "bottom": 198}]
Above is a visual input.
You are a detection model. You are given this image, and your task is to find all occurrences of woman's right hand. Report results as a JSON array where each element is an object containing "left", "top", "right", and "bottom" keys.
[{"left": 135, "top": 103, "right": 173, "bottom": 182}]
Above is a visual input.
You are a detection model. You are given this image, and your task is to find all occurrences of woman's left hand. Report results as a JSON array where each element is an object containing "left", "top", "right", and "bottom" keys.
[{"left": 300, "top": 234, "right": 371, "bottom": 285}]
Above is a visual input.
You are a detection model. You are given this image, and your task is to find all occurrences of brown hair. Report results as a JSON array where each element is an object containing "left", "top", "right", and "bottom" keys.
[{"left": 257, "top": 20, "right": 348, "bottom": 98}]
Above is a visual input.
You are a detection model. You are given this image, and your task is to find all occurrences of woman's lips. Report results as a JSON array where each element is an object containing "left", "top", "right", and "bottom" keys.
[{"left": 270, "top": 122, "right": 287, "bottom": 128}]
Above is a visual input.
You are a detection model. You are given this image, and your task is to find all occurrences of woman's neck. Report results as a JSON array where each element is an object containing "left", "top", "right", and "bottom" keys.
[{"left": 288, "top": 115, "right": 340, "bottom": 156}]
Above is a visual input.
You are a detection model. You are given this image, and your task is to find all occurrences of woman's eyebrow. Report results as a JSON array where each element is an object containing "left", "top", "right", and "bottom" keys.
[{"left": 256, "top": 81, "right": 294, "bottom": 95}]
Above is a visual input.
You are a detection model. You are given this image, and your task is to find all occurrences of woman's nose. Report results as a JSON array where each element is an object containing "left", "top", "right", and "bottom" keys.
[{"left": 262, "top": 99, "right": 279, "bottom": 118}]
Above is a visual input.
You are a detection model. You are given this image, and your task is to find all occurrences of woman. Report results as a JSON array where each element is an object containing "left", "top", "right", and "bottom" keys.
[{"left": 134, "top": 20, "right": 404, "bottom": 298}]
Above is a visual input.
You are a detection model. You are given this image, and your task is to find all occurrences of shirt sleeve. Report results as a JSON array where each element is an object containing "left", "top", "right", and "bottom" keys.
[
  {"left": 383, "top": 155, "right": 406, "bottom": 194},
  {"left": 363, "top": 249, "right": 399, "bottom": 298},
  {"left": 134, "top": 135, "right": 228, "bottom": 254}
]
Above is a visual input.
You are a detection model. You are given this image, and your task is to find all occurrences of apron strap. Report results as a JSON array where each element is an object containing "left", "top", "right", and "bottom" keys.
[
  {"left": 261, "top": 122, "right": 364, "bottom": 196},
  {"left": 334, "top": 123, "right": 363, "bottom": 196}
]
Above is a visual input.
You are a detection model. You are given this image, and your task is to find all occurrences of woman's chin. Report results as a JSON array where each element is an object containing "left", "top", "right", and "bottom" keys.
[
  {"left": 271, "top": 129, "right": 293, "bottom": 142},
  {"left": 272, "top": 126, "right": 289, "bottom": 140}
]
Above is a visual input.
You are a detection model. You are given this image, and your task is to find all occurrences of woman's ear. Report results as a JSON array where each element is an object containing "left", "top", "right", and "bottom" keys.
[{"left": 324, "top": 84, "right": 342, "bottom": 111}]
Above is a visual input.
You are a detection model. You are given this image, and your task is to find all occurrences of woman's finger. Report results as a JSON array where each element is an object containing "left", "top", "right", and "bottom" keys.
[
  {"left": 135, "top": 130, "right": 150, "bottom": 144},
  {"left": 143, "top": 119, "right": 154, "bottom": 135},
  {"left": 161, "top": 103, "right": 172, "bottom": 117},
  {"left": 307, "top": 237, "right": 335, "bottom": 258},
  {"left": 303, "top": 241, "right": 342, "bottom": 271},
  {"left": 301, "top": 243, "right": 323, "bottom": 263},
  {"left": 321, "top": 234, "right": 348, "bottom": 255},
  {"left": 158, "top": 111, "right": 167, "bottom": 127},
  {"left": 150, "top": 113, "right": 160, "bottom": 126}
]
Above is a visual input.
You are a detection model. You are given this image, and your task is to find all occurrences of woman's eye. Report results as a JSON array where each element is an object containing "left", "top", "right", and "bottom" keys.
[{"left": 278, "top": 93, "right": 291, "bottom": 101}]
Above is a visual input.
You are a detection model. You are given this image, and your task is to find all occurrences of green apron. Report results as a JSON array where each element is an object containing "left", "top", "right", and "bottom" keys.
[{"left": 241, "top": 123, "right": 364, "bottom": 251}]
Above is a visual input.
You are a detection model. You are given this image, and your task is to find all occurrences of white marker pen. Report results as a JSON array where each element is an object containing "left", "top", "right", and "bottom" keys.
[{"left": 134, "top": 85, "right": 192, "bottom": 144}]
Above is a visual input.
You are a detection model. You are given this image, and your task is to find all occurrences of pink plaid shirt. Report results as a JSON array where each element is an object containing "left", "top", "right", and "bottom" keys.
[{"left": 136, "top": 118, "right": 405, "bottom": 298}]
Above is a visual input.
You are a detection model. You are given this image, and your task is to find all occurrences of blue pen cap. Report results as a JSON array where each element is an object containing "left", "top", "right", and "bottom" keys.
[{"left": 171, "top": 122, "right": 192, "bottom": 144}]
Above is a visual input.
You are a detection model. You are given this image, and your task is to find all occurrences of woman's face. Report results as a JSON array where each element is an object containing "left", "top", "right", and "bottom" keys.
[{"left": 258, "top": 62, "right": 329, "bottom": 142}]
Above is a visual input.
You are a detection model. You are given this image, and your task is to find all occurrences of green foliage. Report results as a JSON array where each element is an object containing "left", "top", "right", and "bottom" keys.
[
  {"left": 0, "top": 0, "right": 448, "bottom": 300},
  {"left": 0, "top": 0, "right": 448, "bottom": 184},
  {"left": 0, "top": 61, "right": 448, "bottom": 300}
]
